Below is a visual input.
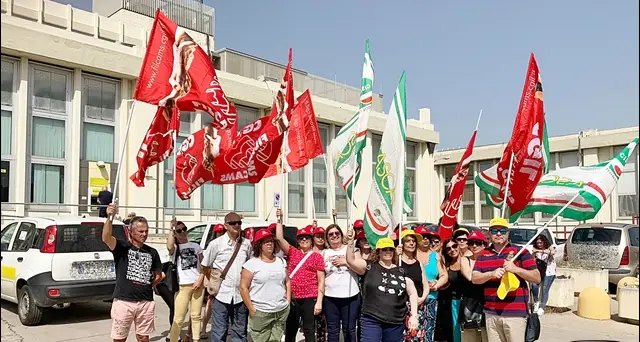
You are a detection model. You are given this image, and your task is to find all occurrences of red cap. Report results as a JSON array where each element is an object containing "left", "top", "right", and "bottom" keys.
[
  {"left": 244, "top": 228, "right": 254, "bottom": 240},
  {"left": 297, "top": 226, "right": 313, "bottom": 237},
  {"left": 356, "top": 230, "right": 366, "bottom": 241},
  {"left": 268, "top": 223, "right": 277, "bottom": 231},
  {"left": 213, "top": 224, "right": 225, "bottom": 233},
  {"left": 353, "top": 219, "right": 364, "bottom": 229},
  {"left": 468, "top": 231, "right": 486, "bottom": 242},
  {"left": 253, "top": 228, "right": 273, "bottom": 245},
  {"left": 414, "top": 225, "right": 429, "bottom": 235},
  {"left": 313, "top": 227, "right": 325, "bottom": 235}
]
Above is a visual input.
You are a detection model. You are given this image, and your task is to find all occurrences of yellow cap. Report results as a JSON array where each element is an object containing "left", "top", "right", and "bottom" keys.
[
  {"left": 401, "top": 229, "right": 423, "bottom": 244},
  {"left": 376, "top": 237, "right": 395, "bottom": 249},
  {"left": 453, "top": 227, "right": 470, "bottom": 236},
  {"left": 489, "top": 217, "right": 509, "bottom": 228}
]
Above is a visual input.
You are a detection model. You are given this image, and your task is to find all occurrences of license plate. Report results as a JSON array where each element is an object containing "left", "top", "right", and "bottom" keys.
[{"left": 71, "top": 261, "right": 116, "bottom": 280}]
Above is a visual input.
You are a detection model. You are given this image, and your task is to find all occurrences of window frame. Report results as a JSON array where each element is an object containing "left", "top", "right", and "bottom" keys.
[
  {"left": 27, "top": 62, "right": 73, "bottom": 207},
  {"left": 288, "top": 167, "right": 306, "bottom": 217},
  {"left": 232, "top": 105, "right": 259, "bottom": 216},
  {"left": 312, "top": 123, "right": 330, "bottom": 218},
  {"left": 1, "top": 56, "right": 18, "bottom": 206},
  {"left": 200, "top": 112, "right": 225, "bottom": 214},
  {"left": 81, "top": 73, "right": 120, "bottom": 163},
  {"left": 333, "top": 125, "right": 350, "bottom": 218},
  {"left": 406, "top": 141, "right": 417, "bottom": 219}
]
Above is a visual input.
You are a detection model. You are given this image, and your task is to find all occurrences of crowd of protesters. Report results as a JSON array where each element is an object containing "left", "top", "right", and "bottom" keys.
[{"left": 103, "top": 203, "right": 544, "bottom": 342}]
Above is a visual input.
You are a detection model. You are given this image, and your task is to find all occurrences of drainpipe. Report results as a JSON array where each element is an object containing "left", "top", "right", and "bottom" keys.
[{"left": 577, "top": 131, "right": 584, "bottom": 166}]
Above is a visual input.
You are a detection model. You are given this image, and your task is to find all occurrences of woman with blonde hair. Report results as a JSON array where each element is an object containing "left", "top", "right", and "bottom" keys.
[
  {"left": 345, "top": 231, "right": 419, "bottom": 341},
  {"left": 397, "top": 230, "right": 429, "bottom": 341}
]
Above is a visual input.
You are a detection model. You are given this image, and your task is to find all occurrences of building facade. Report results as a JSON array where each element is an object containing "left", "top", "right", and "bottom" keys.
[
  {"left": 0, "top": 0, "right": 441, "bottom": 231},
  {"left": 433, "top": 126, "right": 640, "bottom": 233}
]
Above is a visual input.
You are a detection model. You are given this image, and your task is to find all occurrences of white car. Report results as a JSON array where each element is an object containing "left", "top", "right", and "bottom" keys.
[
  {"left": 184, "top": 220, "right": 299, "bottom": 249},
  {"left": 0, "top": 216, "right": 168, "bottom": 326},
  {"left": 508, "top": 225, "right": 565, "bottom": 262}
]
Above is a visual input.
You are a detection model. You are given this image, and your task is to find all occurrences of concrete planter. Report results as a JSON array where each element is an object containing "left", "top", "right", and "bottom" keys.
[
  {"left": 556, "top": 267, "right": 609, "bottom": 294},
  {"left": 617, "top": 287, "right": 639, "bottom": 324},
  {"left": 547, "top": 277, "right": 575, "bottom": 308}
]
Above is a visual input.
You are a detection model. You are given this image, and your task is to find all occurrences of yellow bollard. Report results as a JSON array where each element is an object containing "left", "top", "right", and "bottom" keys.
[{"left": 576, "top": 287, "right": 610, "bottom": 320}]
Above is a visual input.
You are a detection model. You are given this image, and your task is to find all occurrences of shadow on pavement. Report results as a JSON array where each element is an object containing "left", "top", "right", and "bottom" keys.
[{"left": 1, "top": 300, "right": 111, "bottom": 325}]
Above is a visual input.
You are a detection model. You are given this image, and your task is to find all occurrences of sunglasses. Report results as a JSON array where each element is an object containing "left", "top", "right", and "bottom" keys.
[
  {"left": 468, "top": 240, "right": 484, "bottom": 247},
  {"left": 175, "top": 228, "right": 186, "bottom": 234},
  {"left": 456, "top": 237, "right": 468, "bottom": 243},
  {"left": 328, "top": 231, "right": 341, "bottom": 238},
  {"left": 380, "top": 247, "right": 395, "bottom": 253},
  {"left": 445, "top": 244, "right": 458, "bottom": 251},
  {"left": 430, "top": 240, "right": 441, "bottom": 245},
  {"left": 226, "top": 221, "right": 242, "bottom": 226},
  {"left": 298, "top": 236, "right": 311, "bottom": 241},
  {"left": 490, "top": 227, "right": 509, "bottom": 235},
  {"left": 421, "top": 234, "right": 431, "bottom": 239}
]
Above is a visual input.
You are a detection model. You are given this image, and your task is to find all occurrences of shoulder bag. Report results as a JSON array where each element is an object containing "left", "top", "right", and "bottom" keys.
[
  {"left": 525, "top": 282, "right": 541, "bottom": 342},
  {"left": 460, "top": 258, "right": 484, "bottom": 330},
  {"left": 205, "top": 239, "right": 242, "bottom": 296},
  {"left": 165, "top": 244, "right": 180, "bottom": 293}
]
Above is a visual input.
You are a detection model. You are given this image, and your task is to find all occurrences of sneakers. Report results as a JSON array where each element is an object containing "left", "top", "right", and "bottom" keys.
[
  {"left": 533, "top": 302, "right": 540, "bottom": 312},
  {"left": 536, "top": 307, "right": 545, "bottom": 316}
]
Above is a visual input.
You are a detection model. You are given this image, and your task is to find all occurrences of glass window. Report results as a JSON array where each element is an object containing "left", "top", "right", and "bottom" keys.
[
  {"left": 1, "top": 59, "right": 14, "bottom": 106},
  {"left": 334, "top": 125, "right": 348, "bottom": 216},
  {"left": 628, "top": 227, "right": 639, "bottom": 247},
  {"left": 312, "top": 124, "right": 329, "bottom": 215},
  {"left": 615, "top": 145, "right": 638, "bottom": 217},
  {"left": 31, "top": 164, "right": 64, "bottom": 204},
  {"left": 1, "top": 160, "right": 9, "bottom": 203},
  {"left": 32, "top": 67, "right": 68, "bottom": 114},
  {"left": 235, "top": 183, "right": 255, "bottom": 213},
  {"left": 180, "top": 112, "right": 193, "bottom": 135},
  {"left": 371, "top": 133, "right": 382, "bottom": 166},
  {"left": 83, "top": 76, "right": 117, "bottom": 121},
  {"left": 83, "top": 123, "right": 114, "bottom": 162},
  {"left": 0, "top": 222, "right": 18, "bottom": 251},
  {"left": 288, "top": 168, "right": 305, "bottom": 215},
  {"left": 558, "top": 151, "right": 579, "bottom": 169},
  {"left": 202, "top": 183, "right": 223, "bottom": 210},
  {"left": 164, "top": 137, "right": 190, "bottom": 210},
  {"left": 32, "top": 117, "right": 65, "bottom": 159},
  {"left": 462, "top": 205, "right": 475, "bottom": 223},
  {"left": 1, "top": 58, "right": 15, "bottom": 157},
  {"left": 443, "top": 164, "right": 456, "bottom": 182},
  {"left": 406, "top": 142, "right": 417, "bottom": 217},
  {"left": 1, "top": 110, "right": 11, "bottom": 156}
]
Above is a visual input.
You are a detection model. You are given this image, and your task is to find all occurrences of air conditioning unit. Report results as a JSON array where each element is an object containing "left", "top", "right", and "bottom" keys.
[{"left": 258, "top": 75, "right": 278, "bottom": 83}]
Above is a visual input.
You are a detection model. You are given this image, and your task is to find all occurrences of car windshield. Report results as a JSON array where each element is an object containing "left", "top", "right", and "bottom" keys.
[
  {"left": 571, "top": 227, "right": 622, "bottom": 246},
  {"left": 508, "top": 229, "right": 539, "bottom": 245}
]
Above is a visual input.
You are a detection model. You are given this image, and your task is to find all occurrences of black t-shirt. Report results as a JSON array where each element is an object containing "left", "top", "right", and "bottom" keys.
[
  {"left": 361, "top": 262, "right": 408, "bottom": 324},
  {"left": 401, "top": 261, "right": 423, "bottom": 298},
  {"left": 111, "top": 239, "right": 162, "bottom": 301}
]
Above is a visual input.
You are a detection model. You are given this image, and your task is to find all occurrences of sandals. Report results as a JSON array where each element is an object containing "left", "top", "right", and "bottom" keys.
[{"left": 200, "top": 331, "right": 209, "bottom": 340}]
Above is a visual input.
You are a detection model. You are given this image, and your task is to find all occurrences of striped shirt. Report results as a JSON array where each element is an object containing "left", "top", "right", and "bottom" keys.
[{"left": 472, "top": 243, "right": 537, "bottom": 317}]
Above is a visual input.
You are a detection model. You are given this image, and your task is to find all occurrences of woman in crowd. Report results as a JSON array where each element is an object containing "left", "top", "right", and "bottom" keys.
[
  {"left": 435, "top": 239, "right": 464, "bottom": 342},
  {"left": 429, "top": 226, "right": 443, "bottom": 253},
  {"left": 311, "top": 225, "right": 328, "bottom": 342},
  {"left": 322, "top": 224, "right": 361, "bottom": 342},
  {"left": 453, "top": 228, "right": 472, "bottom": 258},
  {"left": 422, "top": 228, "right": 448, "bottom": 342},
  {"left": 354, "top": 230, "right": 373, "bottom": 261},
  {"left": 415, "top": 226, "right": 432, "bottom": 264},
  {"left": 531, "top": 235, "right": 556, "bottom": 315},
  {"left": 345, "top": 232, "right": 419, "bottom": 341},
  {"left": 188, "top": 223, "right": 226, "bottom": 340},
  {"left": 167, "top": 220, "right": 205, "bottom": 342},
  {"left": 398, "top": 230, "right": 430, "bottom": 341},
  {"left": 459, "top": 231, "right": 488, "bottom": 342},
  {"left": 240, "top": 229, "right": 291, "bottom": 342},
  {"left": 313, "top": 226, "right": 326, "bottom": 252},
  {"left": 274, "top": 215, "right": 326, "bottom": 342}
]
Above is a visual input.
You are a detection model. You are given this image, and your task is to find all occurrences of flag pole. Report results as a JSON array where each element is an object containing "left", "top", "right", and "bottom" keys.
[
  {"left": 323, "top": 154, "right": 336, "bottom": 221},
  {"left": 110, "top": 100, "right": 136, "bottom": 222},
  {"left": 500, "top": 152, "right": 515, "bottom": 219},
  {"left": 475, "top": 109, "right": 483, "bottom": 131},
  {"left": 512, "top": 192, "right": 581, "bottom": 260},
  {"left": 171, "top": 115, "right": 178, "bottom": 219},
  {"left": 347, "top": 165, "right": 356, "bottom": 229}
]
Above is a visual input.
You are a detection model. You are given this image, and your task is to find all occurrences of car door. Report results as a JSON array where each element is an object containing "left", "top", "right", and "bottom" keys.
[
  {"left": 10, "top": 221, "right": 42, "bottom": 289},
  {"left": 1, "top": 222, "right": 20, "bottom": 300}
]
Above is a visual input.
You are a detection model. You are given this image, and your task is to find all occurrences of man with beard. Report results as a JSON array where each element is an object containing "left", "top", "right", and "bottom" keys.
[{"left": 102, "top": 204, "right": 164, "bottom": 342}]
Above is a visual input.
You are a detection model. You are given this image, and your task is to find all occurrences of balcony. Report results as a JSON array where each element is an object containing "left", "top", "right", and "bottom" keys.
[{"left": 215, "top": 48, "right": 384, "bottom": 112}]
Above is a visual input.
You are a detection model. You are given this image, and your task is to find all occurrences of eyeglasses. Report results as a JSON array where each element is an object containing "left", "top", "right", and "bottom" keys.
[
  {"left": 456, "top": 237, "right": 468, "bottom": 243},
  {"left": 445, "top": 244, "right": 458, "bottom": 251},
  {"left": 421, "top": 234, "right": 431, "bottom": 239},
  {"left": 489, "top": 227, "right": 508, "bottom": 235},
  {"left": 328, "top": 231, "right": 341, "bottom": 238},
  {"left": 175, "top": 228, "right": 186, "bottom": 234},
  {"left": 380, "top": 247, "right": 395, "bottom": 253},
  {"left": 298, "top": 236, "right": 311, "bottom": 241},
  {"left": 430, "top": 240, "right": 441, "bottom": 245},
  {"left": 468, "top": 240, "right": 484, "bottom": 247},
  {"left": 313, "top": 234, "right": 325, "bottom": 239},
  {"left": 226, "top": 221, "right": 242, "bottom": 226}
]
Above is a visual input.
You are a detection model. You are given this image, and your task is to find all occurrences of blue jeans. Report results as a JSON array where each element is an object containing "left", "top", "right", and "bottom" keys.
[
  {"left": 359, "top": 314, "right": 404, "bottom": 342},
  {"left": 323, "top": 295, "right": 360, "bottom": 342},
  {"left": 211, "top": 298, "right": 248, "bottom": 342},
  {"left": 532, "top": 275, "right": 556, "bottom": 309}
]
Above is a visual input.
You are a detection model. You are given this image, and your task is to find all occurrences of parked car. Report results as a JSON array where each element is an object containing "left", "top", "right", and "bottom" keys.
[
  {"left": 185, "top": 220, "right": 299, "bottom": 250},
  {"left": 506, "top": 225, "right": 565, "bottom": 262},
  {"left": 0, "top": 216, "right": 140, "bottom": 325},
  {"left": 564, "top": 223, "right": 639, "bottom": 284}
]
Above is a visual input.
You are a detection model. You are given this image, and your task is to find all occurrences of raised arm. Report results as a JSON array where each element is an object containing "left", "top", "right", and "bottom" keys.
[
  {"left": 167, "top": 217, "right": 177, "bottom": 255},
  {"left": 101, "top": 203, "right": 117, "bottom": 250},
  {"left": 275, "top": 209, "right": 291, "bottom": 254},
  {"left": 345, "top": 229, "right": 367, "bottom": 275}
]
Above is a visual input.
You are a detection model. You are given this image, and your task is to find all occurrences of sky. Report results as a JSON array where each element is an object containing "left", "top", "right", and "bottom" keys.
[{"left": 57, "top": 0, "right": 639, "bottom": 149}]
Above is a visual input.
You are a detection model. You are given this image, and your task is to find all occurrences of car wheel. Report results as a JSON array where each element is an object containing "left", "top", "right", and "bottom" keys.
[
  {"left": 17, "top": 285, "right": 44, "bottom": 326},
  {"left": 634, "top": 264, "right": 639, "bottom": 278}
]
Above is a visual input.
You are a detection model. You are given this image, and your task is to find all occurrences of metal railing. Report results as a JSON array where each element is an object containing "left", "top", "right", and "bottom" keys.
[
  {"left": 0, "top": 202, "right": 245, "bottom": 235},
  {"left": 123, "top": 0, "right": 214, "bottom": 35}
]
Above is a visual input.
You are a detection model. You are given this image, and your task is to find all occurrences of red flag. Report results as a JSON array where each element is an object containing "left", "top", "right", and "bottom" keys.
[
  {"left": 264, "top": 90, "right": 324, "bottom": 177},
  {"left": 134, "top": 10, "right": 237, "bottom": 130},
  {"left": 494, "top": 53, "right": 546, "bottom": 214},
  {"left": 130, "top": 106, "right": 180, "bottom": 187},
  {"left": 439, "top": 130, "right": 477, "bottom": 240}
]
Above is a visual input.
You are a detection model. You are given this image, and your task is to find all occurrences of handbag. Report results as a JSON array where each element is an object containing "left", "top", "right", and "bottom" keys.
[
  {"left": 525, "top": 283, "right": 541, "bottom": 342},
  {"left": 205, "top": 239, "right": 242, "bottom": 296},
  {"left": 165, "top": 244, "right": 180, "bottom": 293},
  {"left": 460, "top": 295, "right": 485, "bottom": 330}
]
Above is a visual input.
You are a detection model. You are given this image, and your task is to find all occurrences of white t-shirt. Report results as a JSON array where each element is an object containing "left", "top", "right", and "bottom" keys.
[
  {"left": 535, "top": 248, "right": 557, "bottom": 276},
  {"left": 243, "top": 256, "right": 289, "bottom": 313},
  {"left": 172, "top": 242, "right": 203, "bottom": 285},
  {"left": 323, "top": 246, "right": 360, "bottom": 298}
]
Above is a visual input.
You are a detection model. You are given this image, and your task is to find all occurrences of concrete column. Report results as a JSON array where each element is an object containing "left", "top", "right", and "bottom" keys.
[
  {"left": 13, "top": 57, "right": 29, "bottom": 216},
  {"left": 69, "top": 68, "right": 82, "bottom": 216}
]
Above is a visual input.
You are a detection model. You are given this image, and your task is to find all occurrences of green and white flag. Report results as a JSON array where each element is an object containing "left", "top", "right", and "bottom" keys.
[
  {"left": 363, "top": 72, "right": 412, "bottom": 246},
  {"left": 511, "top": 137, "right": 638, "bottom": 222},
  {"left": 331, "top": 40, "right": 374, "bottom": 202}
]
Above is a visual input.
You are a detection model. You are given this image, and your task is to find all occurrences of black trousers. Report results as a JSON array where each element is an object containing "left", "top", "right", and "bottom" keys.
[
  {"left": 155, "top": 283, "right": 175, "bottom": 325},
  {"left": 285, "top": 297, "right": 317, "bottom": 342}
]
